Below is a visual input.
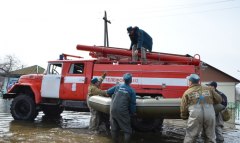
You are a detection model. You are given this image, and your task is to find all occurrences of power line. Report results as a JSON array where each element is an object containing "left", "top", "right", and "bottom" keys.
[
  {"left": 113, "top": 4, "right": 240, "bottom": 21},
  {"left": 99, "top": 0, "right": 240, "bottom": 25},
  {"left": 145, "top": 6, "right": 240, "bottom": 18},
  {"left": 137, "top": 0, "right": 237, "bottom": 13}
]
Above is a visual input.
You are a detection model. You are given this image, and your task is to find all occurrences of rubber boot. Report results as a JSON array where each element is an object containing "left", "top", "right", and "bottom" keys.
[
  {"left": 124, "top": 132, "right": 131, "bottom": 143},
  {"left": 111, "top": 131, "right": 119, "bottom": 143}
]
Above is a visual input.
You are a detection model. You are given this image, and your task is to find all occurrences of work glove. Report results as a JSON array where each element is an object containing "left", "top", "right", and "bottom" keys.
[
  {"left": 102, "top": 72, "right": 107, "bottom": 79},
  {"left": 180, "top": 111, "right": 189, "bottom": 120},
  {"left": 180, "top": 113, "right": 189, "bottom": 120},
  {"left": 133, "top": 50, "right": 138, "bottom": 56}
]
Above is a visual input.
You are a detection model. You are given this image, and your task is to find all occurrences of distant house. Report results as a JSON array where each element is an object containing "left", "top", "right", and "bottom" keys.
[
  {"left": 9, "top": 65, "right": 45, "bottom": 76},
  {"left": 1, "top": 65, "right": 45, "bottom": 94},
  {"left": 201, "top": 63, "right": 239, "bottom": 104},
  {"left": 179, "top": 54, "right": 240, "bottom": 104},
  {"left": 186, "top": 58, "right": 240, "bottom": 127},
  {"left": 0, "top": 76, "right": 4, "bottom": 93}
]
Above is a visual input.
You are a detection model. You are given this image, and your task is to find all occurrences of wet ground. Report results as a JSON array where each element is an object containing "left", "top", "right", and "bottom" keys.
[{"left": 1, "top": 98, "right": 240, "bottom": 143}]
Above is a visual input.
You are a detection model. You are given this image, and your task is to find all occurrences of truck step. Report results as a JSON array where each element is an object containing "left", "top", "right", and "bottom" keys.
[{"left": 62, "top": 100, "right": 89, "bottom": 112}]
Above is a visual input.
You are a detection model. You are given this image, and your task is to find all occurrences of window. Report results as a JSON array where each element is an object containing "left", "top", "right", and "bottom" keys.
[
  {"left": 48, "top": 63, "right": 62, "bottom": 75},
  {"left": 69, "top": 63, "right": 84, "bottom": 74}
]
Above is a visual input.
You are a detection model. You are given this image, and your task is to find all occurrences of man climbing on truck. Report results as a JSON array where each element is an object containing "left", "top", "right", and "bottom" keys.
[{"left": 127, "top": 26, "right": 153, "bottom": 64}]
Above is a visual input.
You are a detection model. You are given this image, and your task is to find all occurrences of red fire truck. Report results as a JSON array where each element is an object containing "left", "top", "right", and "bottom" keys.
[{"left": 3, "top": 44, "right": 200, "bottom": 131}]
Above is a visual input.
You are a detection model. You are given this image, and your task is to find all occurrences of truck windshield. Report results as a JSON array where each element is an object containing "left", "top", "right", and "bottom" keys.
[{"left": 48, "top": 63, "right": 62, "bottom": 75}]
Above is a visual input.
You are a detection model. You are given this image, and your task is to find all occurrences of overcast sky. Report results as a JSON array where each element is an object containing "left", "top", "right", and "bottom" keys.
[{"left": 0, "top": 0, "right": 240, "bottom": 79}]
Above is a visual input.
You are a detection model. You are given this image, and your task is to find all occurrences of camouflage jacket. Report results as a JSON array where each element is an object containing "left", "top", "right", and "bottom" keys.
[
  {"left": 180, "top": 84, "right": 222, "bottom": 119},
  {"left": 87, "top": 76, "right": 107, "bottom": 97}
]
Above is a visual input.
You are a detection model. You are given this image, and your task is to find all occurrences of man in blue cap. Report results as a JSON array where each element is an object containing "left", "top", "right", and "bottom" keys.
[
  {"left": 181, "top": 74, "right": 222, "bottom": 143},
  {"left": 87, "top": 73, "right": 109, "bottom": 134},
  {"left": 107, "top": 73, "right": 136, "bottom": 143},
  {"left": 206, "top": 81, "right": 228, "bottom": 143},
  {"left": 127, "top": 26, "right": 153, "bottom": 64}
]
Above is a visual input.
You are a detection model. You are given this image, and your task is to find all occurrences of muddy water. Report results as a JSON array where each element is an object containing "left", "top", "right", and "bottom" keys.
[{"left": 0, "top": 98, "right": 239, "bottom": 143}]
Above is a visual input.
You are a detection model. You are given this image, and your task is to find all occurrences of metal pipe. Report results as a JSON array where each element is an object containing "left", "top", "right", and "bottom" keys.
[{"left": 76, "top": 44, "right": 200, "bottom": 66}]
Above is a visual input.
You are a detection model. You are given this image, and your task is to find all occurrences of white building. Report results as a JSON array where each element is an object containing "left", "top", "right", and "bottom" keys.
[{"left": 201, "top": 63, "right": 240, "bottom": 128}]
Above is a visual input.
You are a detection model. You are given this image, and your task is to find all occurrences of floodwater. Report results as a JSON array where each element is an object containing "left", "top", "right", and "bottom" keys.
[{"left": 0, "top": 98, "right": 240, "bottom": 143}]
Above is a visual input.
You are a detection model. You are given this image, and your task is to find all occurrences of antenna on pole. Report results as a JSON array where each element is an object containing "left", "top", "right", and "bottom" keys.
[{"left": 103, "top": 11, "right": 111, "bottom": 47}]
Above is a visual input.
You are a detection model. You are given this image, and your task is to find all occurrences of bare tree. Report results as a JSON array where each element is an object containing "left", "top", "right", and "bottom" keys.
[{"left": 0, "top": 55, "right": 23, "bottom": 74}]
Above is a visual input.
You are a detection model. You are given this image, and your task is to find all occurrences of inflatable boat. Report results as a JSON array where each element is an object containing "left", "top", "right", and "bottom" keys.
[
  {"left": 88, "top": 96, "right": 182, "bottom": 119},
  {"left": 88, "top": 96, "right": 225, "bottom": 119}
]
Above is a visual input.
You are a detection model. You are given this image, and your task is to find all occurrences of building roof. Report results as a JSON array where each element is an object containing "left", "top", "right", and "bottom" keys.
[
  {"left": 201, "top": 62, "right": 240, "bottom": 83},
  {"left": 184, "top": 54, "right": 240, "bottom": 83},
  {"left": 10, "top": 65, "right": 45, "bottom": 75}
]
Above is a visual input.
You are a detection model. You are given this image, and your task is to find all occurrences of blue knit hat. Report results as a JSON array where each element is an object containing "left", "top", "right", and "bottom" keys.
[
  {"left": 186, "top": 74, "right": 200, "bottom": 84},
  {"left": 91, "top": 77, "right": 99, "bottom": 84},
  {"left": 123, "top": 73, "right": 132, "bottom": 84}
]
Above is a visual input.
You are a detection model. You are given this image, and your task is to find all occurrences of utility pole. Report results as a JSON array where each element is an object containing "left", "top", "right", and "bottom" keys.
[{"left": 103, "top": 11, "right": 111, "bottom": 47}]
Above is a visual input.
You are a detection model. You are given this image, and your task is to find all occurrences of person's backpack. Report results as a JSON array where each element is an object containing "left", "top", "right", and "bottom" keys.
[{"left": 221, "top": 108, "right": 231, "bottom": 121}]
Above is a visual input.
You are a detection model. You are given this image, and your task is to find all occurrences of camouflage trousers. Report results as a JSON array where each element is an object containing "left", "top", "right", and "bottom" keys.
[
  {"left": 89, "top": 108, "right": 110, "bottom": 134},
  {"left": 89, "top": 108, "right": 100, "bottom": 131},
  {"left": 215, "top": 113, "right": 224, "bottom": 143}
]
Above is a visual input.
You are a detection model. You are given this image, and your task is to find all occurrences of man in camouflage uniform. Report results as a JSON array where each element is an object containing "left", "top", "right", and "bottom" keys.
[
  {"left": 87, "top": 73, "right": 108, "bottom": 133},
  {"left": 207, "top": 81, "right": 228, "bottom": 143},
  {"left": 181, "top": 74, "right": 222, "bottom": 143}
]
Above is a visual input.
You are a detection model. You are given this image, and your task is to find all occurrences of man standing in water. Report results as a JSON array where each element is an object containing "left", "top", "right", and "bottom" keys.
[
  {"left": 181, "top": 74, "right": 222, "bottom": 143},
  {"left": 207, "top": 81, "right": 228, "bottom": 143},
  {"left": 87, "top": 73, "right": 109, "bottom": 134},
  {"left": 107, "top": 73, "right": 136, "bottom": 143}
]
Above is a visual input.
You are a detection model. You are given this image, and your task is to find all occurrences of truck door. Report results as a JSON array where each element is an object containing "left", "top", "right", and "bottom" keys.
[
  {"left": 61, "top": 62, "right": 87, "bottom": 100},
  {"left": 41, "top": 63, "right": 62, "bottom": 98}
]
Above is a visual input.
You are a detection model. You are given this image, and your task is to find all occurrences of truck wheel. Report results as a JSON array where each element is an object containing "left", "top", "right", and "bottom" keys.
[
  {"left": 132, "top": 117, "right": 164, "bottom": 132},
  {"left": 10, "top": 95, "right": 38, "bottom": 121},
  {"left": 42, "top": 105, "right": 63, "bottom": 117}
]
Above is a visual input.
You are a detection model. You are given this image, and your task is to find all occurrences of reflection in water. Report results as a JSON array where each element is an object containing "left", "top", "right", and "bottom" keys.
[
  {"left": 0, "top": 98, "right": 180, "bottom": 143},
  {"left": 0, "top": 98, "right": 112, "bottom": 143},
  {"left": 0, "top": 113, "right": 12, "bottom": 138},
  {"left": 0, "top": 98, "right": 12, "bottom": 113},
  {"left": 1, "top": 98, "right": 240, "bottom": 143},
  {"left": 2, "top": 112, "right": 112, "bottom": 143}
]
